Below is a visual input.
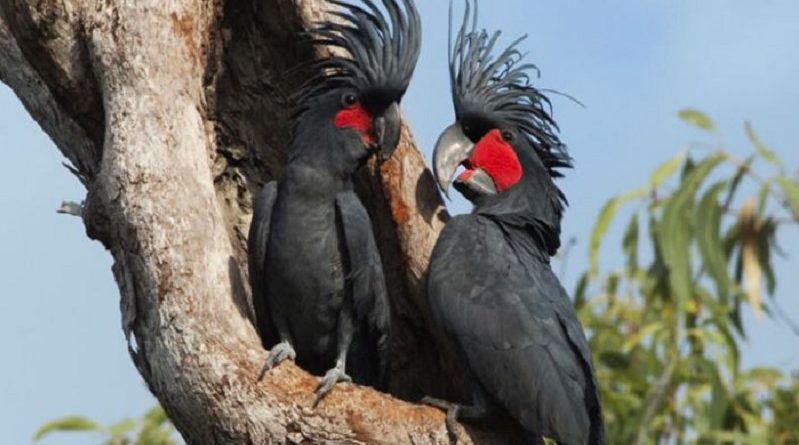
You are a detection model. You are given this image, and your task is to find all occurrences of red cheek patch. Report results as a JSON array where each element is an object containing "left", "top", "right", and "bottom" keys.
[
  {"left": 469, "top": 129, "right": 522, "bottom": 192},
  {"left": 335, "top": 104, "right": 374, "bottom": 145}
]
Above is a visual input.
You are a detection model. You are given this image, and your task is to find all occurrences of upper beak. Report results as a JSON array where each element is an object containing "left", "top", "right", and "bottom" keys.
[
  {"left": 373, "top": 102, "right": 402, "bottom": 160},
  {"left": 433, "top": 123, "right": 475, "bottom": 197}
]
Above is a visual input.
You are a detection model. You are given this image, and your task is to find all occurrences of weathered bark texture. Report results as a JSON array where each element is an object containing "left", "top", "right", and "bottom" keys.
[{"left": 0, "top": 1, "right": 520, "bottom": 443}]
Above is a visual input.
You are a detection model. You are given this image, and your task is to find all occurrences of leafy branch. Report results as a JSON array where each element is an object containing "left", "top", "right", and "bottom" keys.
[
  {"left": 582, "top": 110, "right": 799, "bottom": 444},
  {"left": 33, "top": 406, "right": 178, "bottom": 445}
]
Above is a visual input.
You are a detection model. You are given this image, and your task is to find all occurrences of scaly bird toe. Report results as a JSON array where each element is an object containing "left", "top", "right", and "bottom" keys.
[
  {"left": 313, "top": 367, "right": 352, "bottom": 408},
  {"left": 257, "top": 341, "right": 296, "bottom": 381},
  {"left": 422, "top": 397, "right": 461, "bottom": 444}
]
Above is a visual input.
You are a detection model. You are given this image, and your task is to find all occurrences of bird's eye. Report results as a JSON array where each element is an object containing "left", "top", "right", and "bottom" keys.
[
  {"left": 341, "top": 93, "right": 358, "bottom": 107},
  {"left": 501, "top": 130, "right": 515, "bottom": 142}
]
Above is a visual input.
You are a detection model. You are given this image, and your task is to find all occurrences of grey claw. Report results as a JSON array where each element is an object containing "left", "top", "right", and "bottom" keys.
[
  {"left": 258, "top": 342, "right": 296, "bottom": 381},
  {"left": 313, "top": 367, "right": 351, "bottom": 408},
  {"left": 422, "top": 397, "right": 460, "bottom": 444}
]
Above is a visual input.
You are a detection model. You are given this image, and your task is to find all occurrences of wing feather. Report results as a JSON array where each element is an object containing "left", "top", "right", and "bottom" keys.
[
  {"left": 336, "top": 191, "right": 391, "bottom": 388},
  {"left": 427, "top": 216, "right": 601, "bottom": 444},
  {"left": 248, "top": 182, "right": 279, "bottom": 348}
]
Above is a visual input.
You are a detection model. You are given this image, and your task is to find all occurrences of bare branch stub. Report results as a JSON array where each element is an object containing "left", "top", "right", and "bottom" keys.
[{"left": 57, "top": 201, "right": 84, "bottom": 217}]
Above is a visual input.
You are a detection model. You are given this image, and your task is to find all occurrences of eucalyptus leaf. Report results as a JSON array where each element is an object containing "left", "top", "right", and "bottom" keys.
[
  {"left": 757, "top": 219, "right": 777, "bottom": 295},
  {"left": 574, "top": 272, "right": 589, "bottom": 309},
  {"left": 659, "top": 154, "right": 724, "bottom": 310},
  {"left": 757, "top": 181, "right": 772, "bottom": 216},
  {"left": 776, "top": 176, "right": 799, "bottom": 220},
  {"left": 723, "top": 156, "right": 754, "bottom": 210},
  {"left": 33, "top": 416, "right": 102, "bottom": 442},
  {"left": 651, "top": 151, "right": 687, "bottom": 190},
  {"left": 589, "top": 188, "right": 647, "bottom": 275},
  {"left": 108, "top": 418, "right": 137, "bottom": 438},
  {"left": 623, "top": 213, "right": 639, "bottom": 274},
  {"left": 700, "top": 358, "right": 729, "bottom": 430},
  {"left": 575, "top": 125, "right": 798, "bottom": 443},
  {"left": 679, "top": 108, "right": 715, "bottom": 131},
  {"left": 696, "top": 181, "right": 730, "bottom": 303},
  {"left": 745, "top": 122, "right": 781, "bottom": 167},
  {"left": 600, "top": 351, "right": 631, "bottom": 369},
  {"left": 142, "top": 406, "right": 169, "bottom": 427}
]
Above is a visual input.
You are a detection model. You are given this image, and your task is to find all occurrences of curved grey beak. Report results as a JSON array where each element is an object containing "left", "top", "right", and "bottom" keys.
[
  {"left": 374, "top": 102, "right": 402, "bottom": 160},
  {"left": 454, "top": 168, "right": 497, "bottom": 199},
  {"left": 433, "top": 123, "right": 475, "bottom": 197}
]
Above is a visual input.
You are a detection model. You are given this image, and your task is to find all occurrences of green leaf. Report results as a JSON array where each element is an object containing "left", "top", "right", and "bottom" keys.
[
  {"left": 776, "top": 176, "right": 799, "bottom": 220},
  {"left": 659, "top": 154, "right": 724, "bottom": 310},
  {"left": 647, "top": 217, "right": 671, "bottom": 302},
  {"left": 682, "top": 156, "right": 698, "bottom": 180},
  {"left": 745, "top": 367, "right": 783, "bottom": 389},
  {"left": 696, "top": 181, "right": 730, "bottom": 303},
  {"left": 606, "top": 273, "right": 620, "bottom": 297},
  {"left": 142, "top": 406, "right": 169, "bottom": 428},
  {"left": 698, "top": 358, "right": 729, "bottom": 430},
  {"left": 623, "top": 213, "right": 639, "bottom": 273},
  {"left": 723, "top": 156, "right": 754, "bottom": 210},
  {"left": 715, "top": 319, "right": 741, "bottom": 375},
  {"left": 650, "top": 150, "right": 688, "bottom": 190},
  {"left": 757, "top": 181, "right": 772, "bottom": 216},
  {"left": 590, "top": 200, "right": 622, "bottom": 276},
  {"left": 729, "top": 276, "right": 746, "bottom": 338},
  {"left": 600, "top": 351, "right": 631, "bottom": 369},
  {"left": 105, "top": 437, "right": 131, "bottom": 445},
  {"left": 745, "top": 121, "right": 781, "bottom": 166},
  {"left": 757, "top": 218, "right": 777, "bottom": 295},
  {"left": 679, "top": 108, "right": 715, "bottom": 131},
  {"left": 138, "top": 406, "right": 175, "bottom": 445},
  {"left": 702, "top": 431, "right": 766, "bottom": 444},
  {"left": 589, "top": 188, "right": 647, "bottom": 275},
  {"left": 108, "top": 418, "right": 137, "bottom": 438},
  {"left": 621, "top": 322, "right": 662, "bottom": 353},
  {"left": 574, "top": 272, "right": 589, "bottom": 309},
  {"left": 33, "top": 416, "right": 102, "bottom": 442}
]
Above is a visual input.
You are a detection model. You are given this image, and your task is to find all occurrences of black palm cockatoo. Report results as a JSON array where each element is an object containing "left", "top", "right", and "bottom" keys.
[
  {"left": 248, "top": 0, "right": 421, "bottom": 405},
  {"left": 425, "top": 3, "right": 605, "bottom": 444}
]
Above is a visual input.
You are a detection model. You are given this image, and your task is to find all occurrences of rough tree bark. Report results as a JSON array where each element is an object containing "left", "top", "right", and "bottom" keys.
[{"left": 0, "top": 1, "right": 522, "bottom": 443}]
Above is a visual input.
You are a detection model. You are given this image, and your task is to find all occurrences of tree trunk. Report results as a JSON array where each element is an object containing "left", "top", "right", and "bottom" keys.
[{"left": 0, "top": 1, "right": 520, "bottom": 443}]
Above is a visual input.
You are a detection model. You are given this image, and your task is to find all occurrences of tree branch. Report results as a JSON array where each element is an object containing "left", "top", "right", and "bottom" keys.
[
  {"left": 0, "top": 4, "right": 98, "bottom": 182},
  {"left": 0, "top": 0, "right": 514, "bottom": 443}
]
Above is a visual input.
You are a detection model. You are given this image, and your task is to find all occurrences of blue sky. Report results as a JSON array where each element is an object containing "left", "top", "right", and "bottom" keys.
[{"left": 2, "top": 2, "right": 798, "bottom": 444}]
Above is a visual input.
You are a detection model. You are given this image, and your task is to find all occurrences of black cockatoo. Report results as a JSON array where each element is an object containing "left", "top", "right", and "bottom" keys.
[
  {"left": 248, "top": 0, "right": 421, "bottom": 404},
  {"left": 425, "top": 3, "right": 605, "bottom": 444}
]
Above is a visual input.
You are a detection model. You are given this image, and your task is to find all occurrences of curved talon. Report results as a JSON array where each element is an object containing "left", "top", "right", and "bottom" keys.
[
  {"left": 313, "top": 367, "right": 352, "bottom": 408},
  {"left": 422, "top": 397, "right": 461, "bottom": 444},
  {"left": 445, "top": 406, "right": 460, "bottom": 444},
  {"left": 257, "top": 341, "right": 296, "bottom": 381}
]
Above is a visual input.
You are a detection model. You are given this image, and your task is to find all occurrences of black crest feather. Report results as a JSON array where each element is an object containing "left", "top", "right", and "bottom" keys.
[
  {"left": 299, "top": 0, "right": 421, "bottom": 103},
  {"left": 449, "top": 0, "right": 572, "bottom": 178}
]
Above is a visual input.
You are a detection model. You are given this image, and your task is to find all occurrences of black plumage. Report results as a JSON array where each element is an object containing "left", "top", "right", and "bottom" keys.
[
  {"left": 427, "top": 2, "right": 605, "bottom": 444},
  {"left": 248, "top": 0, "right": 420, "bottom": 404},
  {"left": 301, "top": 0, "right": 421, "bottom": 104},
  {"left": 448, "top": 1, "right": 571, "bottom": 182}
]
